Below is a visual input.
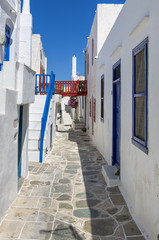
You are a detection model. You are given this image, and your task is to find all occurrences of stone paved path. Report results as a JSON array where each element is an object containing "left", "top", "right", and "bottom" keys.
[{"left": 0, "top": 125, "right": 146, "bottom": 240}]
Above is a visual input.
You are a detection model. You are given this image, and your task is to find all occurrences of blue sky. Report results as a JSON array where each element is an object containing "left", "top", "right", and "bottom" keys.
[{"left": 30, "top": 0, "right": 126, "bottom": 81}]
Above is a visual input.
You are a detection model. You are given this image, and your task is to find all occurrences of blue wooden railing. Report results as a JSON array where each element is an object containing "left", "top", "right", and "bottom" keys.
[
  {"left": 39, "top": 71, "right": 55, "bottom": 163},
  {"left": 0, "top": 63, "right": 3, "bottom": 71},
  {"left": 35, "top": 74, "right": 51, "bottom": 94}
]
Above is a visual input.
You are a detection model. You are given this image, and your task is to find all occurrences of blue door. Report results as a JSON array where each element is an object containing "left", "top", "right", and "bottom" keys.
[
  {"left": 18, "top": 106, "right": 23, "bottom": 179},
  {"left": 4, "top": 25, "right": 11, "bottom": 61},
  {"left": 113, "top": 61, "right": 121, "bottom": 168}
]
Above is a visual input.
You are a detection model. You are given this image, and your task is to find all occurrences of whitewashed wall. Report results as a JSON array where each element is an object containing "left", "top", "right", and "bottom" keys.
[
  {"left": 0, "top": 0, "right": 34, "bottom": 222},
  {"left": 0, "top": 89, "right": 18, "bottom": 222},
  {"left": 87, "top": 0, "right": 159, "bottom": 239},
  {"left": 32, "top": 34, "right": 47, "bottom": 74},
  {"left": 86, "top": 4, "right": 123, "bottom": 148},
  {"left": 0, "top": 0, "right": 20, "bottom": 63}
]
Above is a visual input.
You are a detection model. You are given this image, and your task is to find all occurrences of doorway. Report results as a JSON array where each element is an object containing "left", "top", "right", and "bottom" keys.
[
  {"left": 112, "top": 61, "right": 121, "bottom": 168},
  {"left": 18, "top": 106, "right": 23, "bottom": 179},
  {"left": 92, "top": 96, "right": 94, "bottom": 135}
]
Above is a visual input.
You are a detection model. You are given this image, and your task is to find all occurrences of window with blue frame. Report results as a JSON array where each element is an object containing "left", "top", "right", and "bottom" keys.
[
  {"left": 4, "top": 25, "right": 11, "bottom": 61},
  {"left": 132, "top": 37, "right": 148, "bottom": 154}
]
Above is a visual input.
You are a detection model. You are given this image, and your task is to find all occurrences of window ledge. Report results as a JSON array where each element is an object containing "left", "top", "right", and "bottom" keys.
[{"left": 131, "top": 138, "right": 148, "bottom": 154}]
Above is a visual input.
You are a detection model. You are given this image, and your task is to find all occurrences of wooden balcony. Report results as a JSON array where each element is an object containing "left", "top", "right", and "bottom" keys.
[
  {"left": 55, "top": 80, "right": 87, "bottom": 96},
  {"left": 35, "top": 75, "right": 87, "bottom": 97}
]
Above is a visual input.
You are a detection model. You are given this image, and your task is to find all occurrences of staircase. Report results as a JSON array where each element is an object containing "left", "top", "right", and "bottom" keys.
[{"left": 28, "top": 95, "right": 47, "bottom": 162}]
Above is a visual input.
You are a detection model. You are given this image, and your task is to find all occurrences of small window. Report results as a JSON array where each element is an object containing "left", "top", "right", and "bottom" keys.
[
  {"left": 101, "top": 75, "right": 104, "bottom": 121},
  {"left": 132, "top": 37, "right": 148, "bottom": 154}
]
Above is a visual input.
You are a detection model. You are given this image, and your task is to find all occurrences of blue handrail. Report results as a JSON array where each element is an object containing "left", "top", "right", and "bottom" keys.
[
  {"left": 40, "top": 71, "right": 55, "bottom": 162},
  {"left": 0, "top": 63, "right": 3, "bottom": 71}
]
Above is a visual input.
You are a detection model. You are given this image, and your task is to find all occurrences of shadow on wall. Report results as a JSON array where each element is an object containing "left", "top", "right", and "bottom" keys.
[{"left": 65, "top": 104, "right": 71, "bottom": 114}]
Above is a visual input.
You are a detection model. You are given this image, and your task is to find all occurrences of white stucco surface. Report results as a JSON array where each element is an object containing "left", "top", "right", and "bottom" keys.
[
  {"left": 0, "top": 0, "right": 35, "bottom": 222},
  {"left": 86, "top": 0, "right": 159, "bottom": 239},
  {"left": 32, "top": 34, "right": 47, "bottom": 74},
  {"left": 0, "top": 89, "right": 18, "bottom": 222},
  {"left": 1, "top": 61, "right": 35, "bottom": 104}
]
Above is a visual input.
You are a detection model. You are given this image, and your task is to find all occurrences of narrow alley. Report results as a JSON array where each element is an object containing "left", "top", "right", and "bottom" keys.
[{"left": 0, "top": 125, "right": 146, "bottom": 240}]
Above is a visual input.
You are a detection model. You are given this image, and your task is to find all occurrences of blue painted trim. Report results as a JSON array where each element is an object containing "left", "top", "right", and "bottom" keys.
[
  {"left": 112, "top": 59, "right": 121, "bottom": 167},
  {"left": 113, "top": 78, "right": 120, "bottom": 84},
  {"left": 40, "top": 72, "right": 55, "bottom": 163},
  {"left": 113, "top": 59, "right": 121, "bottom": 73},
  {"left": 4, "top": 25, "right": 11, "bottom": 61},
  {"left": 0, "top": 63, "right": 3, "bottom": 71},
  {"left": 18, "top": 106, "right": 23, "bottom": 179},
  {"left": 132, "top": 139, "right": 148, "bottom": 154},
  {"left": 132, "top": 37, "right": 148, "bottom": 154},
  {"left": 35, "top": 74, "right": 51, "bottom": 94},
  {"left": 36, "top": 74, "right": 51, "bottom": 77}
]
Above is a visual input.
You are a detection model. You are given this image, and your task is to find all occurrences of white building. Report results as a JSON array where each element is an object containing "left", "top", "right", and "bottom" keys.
[
  {"left": 0, "top": 0, "right": 35, "bottom": 221},
  {"left": 29, "top": 34, "right": 57, "bottom": 162},
  {"left": 86, "top": 1, "right": 159, "bottom": 239},
  {"left": 71, "top": 55, "right": 86, "bottom": 125},
  {"left": 32, "top": 34, "right": 47, "bottom": 74}
]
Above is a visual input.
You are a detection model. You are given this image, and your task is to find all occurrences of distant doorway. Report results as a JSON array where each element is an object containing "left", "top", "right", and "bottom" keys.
[
  {"left": 112, "top": 60, "right": 121, "bottom": 168},
  {"left": 92, "top": 96, "right": 94, "bottom": 135},
  {"left": 18, "top": 106, "right": 23, "bottom": 179}
]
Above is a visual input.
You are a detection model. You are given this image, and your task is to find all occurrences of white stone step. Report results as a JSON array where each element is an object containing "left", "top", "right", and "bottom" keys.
[
  {"left": 28, "top": 139, "right": 46, "bottom": 150},
  {"left": 30, "top": 113, "right": 42, "bottom": 121},
  {"left": 28, "top": 139, "right": 39, "bottom": 150},
  {"left": 29, "top": 129, "right": 40, "bottom": 139},
  {"left": 102, "top": 165, "right": 120, "bottom": 187},
  {"left": 30, "top": 100, "right": 45, "bottom": 107},
  {"left": 28, "top": 150, "right": 40, "bottom": 162},
  {"left": 29, "top": 121, "right": 41, "bottom": 130},
  {"left": 28, "top": 150, "right": 45, "bottom": 162},
  {"left": 30, "top": 107, "right": 43, "bottom": 114}
]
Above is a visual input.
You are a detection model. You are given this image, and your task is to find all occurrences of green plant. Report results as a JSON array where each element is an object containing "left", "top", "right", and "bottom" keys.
[
  {"left": 115, "top": 169, "right": 120, "bottom": 176},
  {"left": 82, "top": 128, "right": 87, "bottom": 132}
]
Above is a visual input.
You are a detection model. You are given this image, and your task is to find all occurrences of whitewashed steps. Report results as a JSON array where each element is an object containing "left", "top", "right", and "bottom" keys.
[
  {"left": 28, "top": 95, "right": 47, "bottom": 162},
  {"left": 28, "top": 150, "right": 45, "bottom": 162}
]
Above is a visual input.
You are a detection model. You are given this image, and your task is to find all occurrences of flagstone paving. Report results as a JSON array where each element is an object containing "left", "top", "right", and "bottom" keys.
[{"left": 0, "top": 125, "right": 146, "bottom": 240}]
